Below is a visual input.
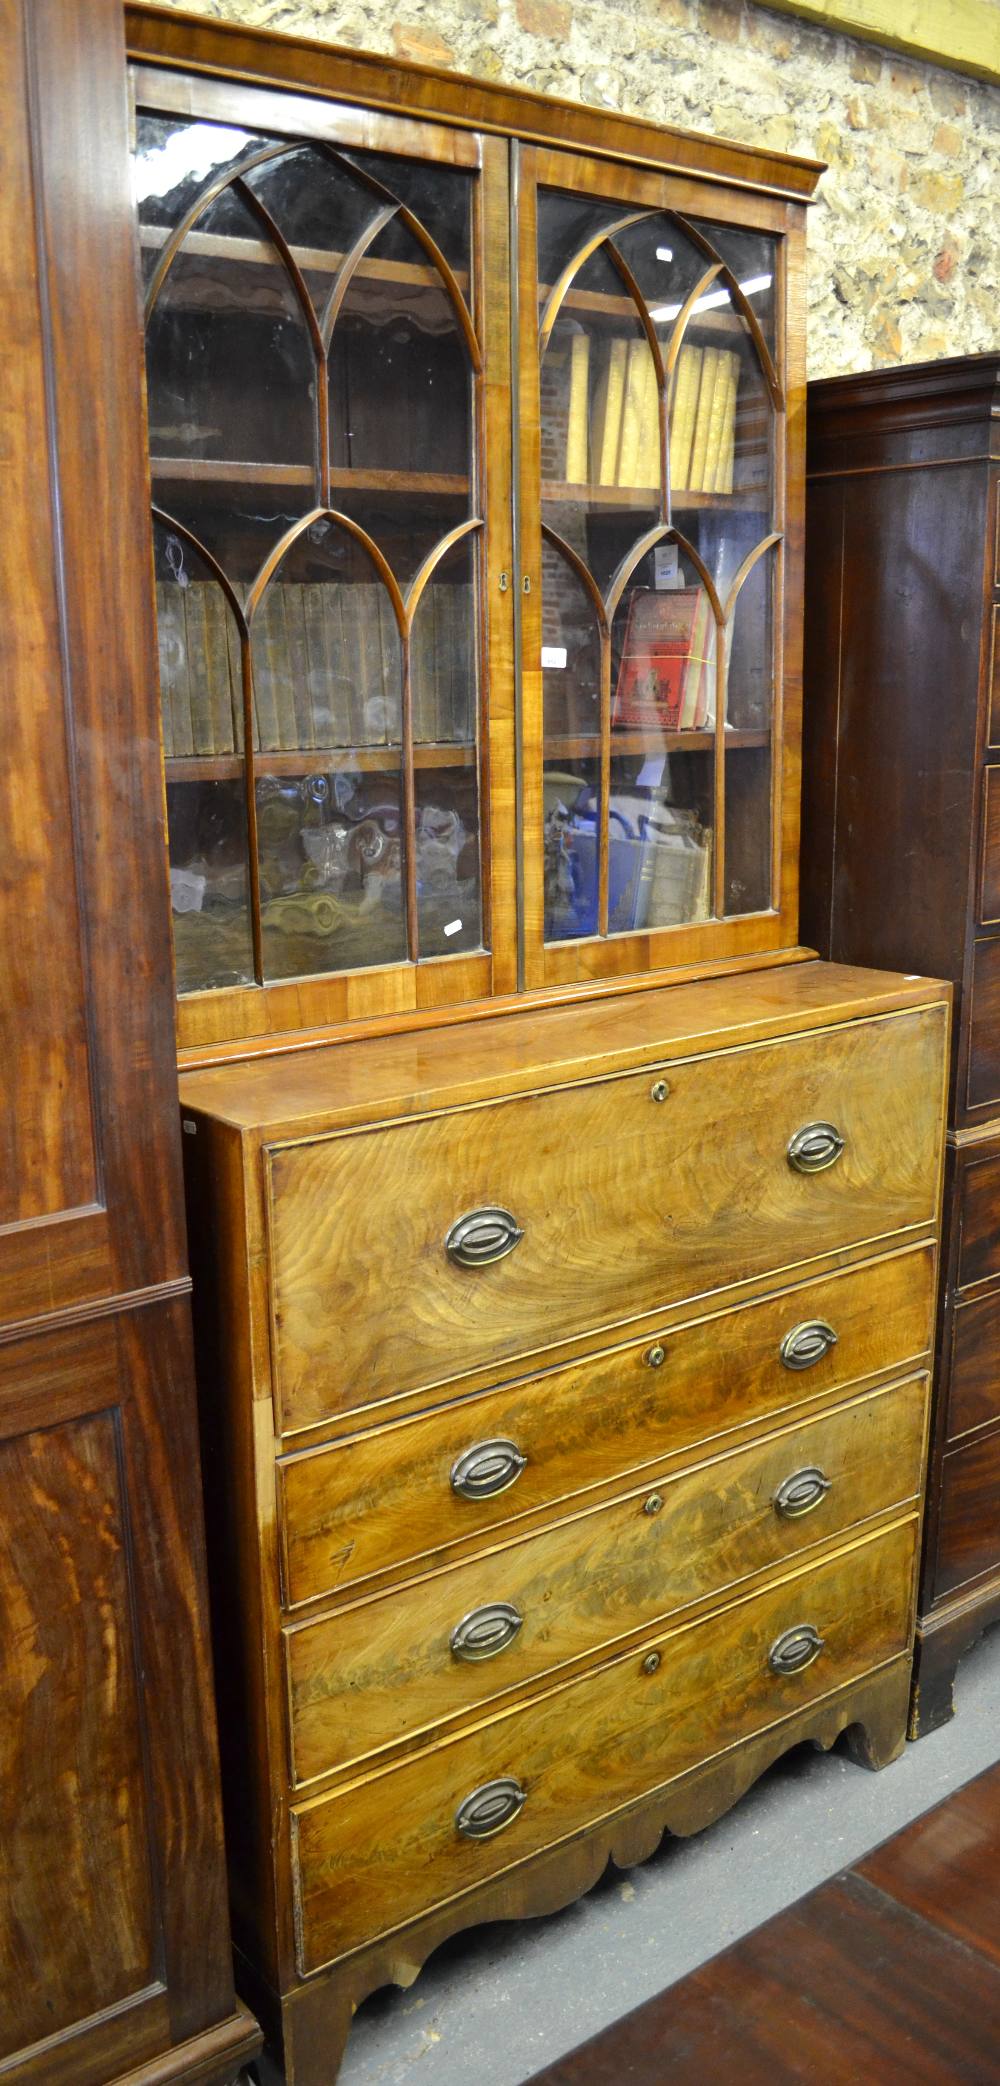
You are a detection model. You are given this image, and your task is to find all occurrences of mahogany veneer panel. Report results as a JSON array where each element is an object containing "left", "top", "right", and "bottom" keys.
[
  {"left": 967, "top": 940, "right": 1000, "bottom": 1112},
  {"left": 950, "top": 1290, "right": 1000, "bottom": 1438},
  {"left": 936, "top": 1430, "right": 1000, "bottom": 1597},
  {"left": 957, "top": 1142, "right": 1000, "bottom": 1290}
]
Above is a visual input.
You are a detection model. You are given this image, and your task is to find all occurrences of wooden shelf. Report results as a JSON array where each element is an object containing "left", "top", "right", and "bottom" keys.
[
  {"left": 141, "top": 222, "right": 470, "bottom": 297},
  {"left": 151, "top": 458, "right": 469, "bottom": 499},
  {"left": 541, "top": 283, "right": 764, "bottom": 340},
  {"left": 165, "top": 742, "right": 477, "bottom": 782},
  {"left": 547, "top": 728, "right": 769, "bottom": 758},
  {"left": 542, "top": 481, "right": 768, "bottom": 511}
]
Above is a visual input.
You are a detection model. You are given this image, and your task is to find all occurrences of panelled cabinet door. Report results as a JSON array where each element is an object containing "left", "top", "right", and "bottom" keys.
[
  {"left": 134, "top": 76, "right": 516, "bottom": 1051},
  {"left": 517, "top": 145, "right": 795, "bottom": 991}
]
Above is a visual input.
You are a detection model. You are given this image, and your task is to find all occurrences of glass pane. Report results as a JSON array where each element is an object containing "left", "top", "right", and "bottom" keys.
[
  {"left": 724, "top": 544, "right": 776, "bottom": 918},
  {"left": 146, "top": 183, "right": 318, "bottom": 572},
  {"left": 543, "top": 758, "right": 601, "bottom": 943},
  {"left": 541, "top": 535, "right": 601, "bottom": 749},
  {"left": 612, "top": 215, "right": 715, "bottom": 352},
  {"left": 668, "top": 288, "right": 775, "bottom": 607},
  {"left": 345, "top": 152, "right": 472, "bottom": 278},
  {"left": 152, "top": 519, "right": 254, "bottom": 992},
  {"left": 536, "top": 190, "right": 632, "bottom": 297},
  {"left": 250, "top": 519, "right": 406, "bottom": 979},
  {"left": 243, "top": 146, "right": 383, "bottom": 327},
  {"left": 134, "top": 114, "right": 257, "bottom": 287},
  {"left": 608, "top": 543, "right": 716, "bottom": 931},
  {"left": 329, "top": 220, "right": 471, "bottom": 484},
  {"left": 688, "top": 220, "right": 777, "bottom": 355},
  {"left": 411, "top": 534, "right": 483, "bottom": 957}
]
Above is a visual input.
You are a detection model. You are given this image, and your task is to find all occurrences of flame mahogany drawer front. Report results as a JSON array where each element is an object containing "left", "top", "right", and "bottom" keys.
[
  {"left": 277, "top": 1245, "right": 936, "bottom": 1610},
  {"left": 266, "top": 1007, "right": 944, "bottom": 1433},
  {"left": 283, "top": 1375, "right": 928, "bottom": 1785},
  {"left": 290, "top": 1518, "right": 919, "bottom": 1972}
]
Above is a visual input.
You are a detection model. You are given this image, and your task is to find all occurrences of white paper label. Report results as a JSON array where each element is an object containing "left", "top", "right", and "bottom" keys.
[
  {"left": 654, "top": 545, "right": 681, "bottom": 590},
  {"left": 443, "top": 919, "right": 463, "bottom": 938},
  {"left": 541, "top": 646, "right": 568, "bottom": 669},
  {"left": 170, "top": 867, "right": 206, "bottom": 914},
  {"left": 636, "top": 757, "right": 666, "bottom": 788}
]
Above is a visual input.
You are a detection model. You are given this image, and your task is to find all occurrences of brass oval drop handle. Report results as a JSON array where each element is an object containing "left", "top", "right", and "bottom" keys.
[
  {"left": 769, "top": 1623, "right": 825, "bottom": 1677},
  {"left": 780, "top": 1319, "right": 838, "bottom": 1372},
  {"left": 787, "top": 1122, "right": 846, "bottom": 1174},
  {"left": 445, "top": 1206, "right": 524, "bottom": 1268},
  {"left": 455, "top": 1777, "right": 526, "bottom": 1840},
  {"left": 773, "top": 1466, "right": 833, "bottom": 1520},
  {"left": 450, "top": 1602, "right": 524, "bottom": 1663},
  {"left": 451, "top": 1438, "right": 527, "bottom": 1501}
]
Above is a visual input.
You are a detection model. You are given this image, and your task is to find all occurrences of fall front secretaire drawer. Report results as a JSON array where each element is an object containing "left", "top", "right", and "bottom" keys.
[{"left": 267, "top": 1006, "right": 945, "bottom": 1431}]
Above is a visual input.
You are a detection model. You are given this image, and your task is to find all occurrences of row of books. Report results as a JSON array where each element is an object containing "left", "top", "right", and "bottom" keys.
[
  {"left": 558, "top": 335, "right": 741, "bottom": 495},
  {"left": 156, "top": 581, "right": 475, "bottom": 759}
]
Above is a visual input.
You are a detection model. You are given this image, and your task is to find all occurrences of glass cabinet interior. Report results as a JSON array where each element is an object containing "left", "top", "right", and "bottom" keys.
[{"left": 131, "top": 78, "right": 802, "bottom": 1052}]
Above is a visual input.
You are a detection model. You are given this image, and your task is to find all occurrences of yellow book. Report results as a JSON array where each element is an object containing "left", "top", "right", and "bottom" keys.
[
  {"left": 616, "top": 340, "right": 650, "bottom": 487},
  {"left": 718, "top": 354, "right": 740, "bottom": 494},
  {"left": 669, "top": 345, "right": 703, "bottom": 493},
  {"left": 688, "top": 348, "right": 722, "bottom": 493},
  {"left": 704, "top": 349, "right": 735, "bottom": 496},
  {"left": 633, "top": 352, "right": 660, "bottom": 492},
  {"left": 594, "top": 337, "right": 628, "bottom": 486},
  {"left": 565, "top": 332, "right": 591, "bottom": 484}
]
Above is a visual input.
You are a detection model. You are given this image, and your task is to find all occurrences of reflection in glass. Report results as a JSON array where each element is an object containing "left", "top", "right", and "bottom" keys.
[
  {"left": 543, "top": 760, "right": 600, "bottom": 942},
  {"left": 330, "top": 219, "right": 471, "bottom": 484},
  {"left": 608, "top": 544, "right": 715, "bottom": 930},
  {"left": 410, "top": 534, "right": 484, "bottom": 957},
  {"left": 258, "top": 767, "right": 407, "bottom": 979},
  {"left": 688, "top": 220, "right": 777, "bottom": 353},
  {"left": 152, "top": 520, "right": 254, "bottom": 992},
  {"left": 250, "top": 517, "right": 401, "bottom": 756},
  {"left": 243, "top": 146, "right": 382, "bottom": 326},
  {"left": 134, "top": 115, "right": 256, "bottom": 285}
]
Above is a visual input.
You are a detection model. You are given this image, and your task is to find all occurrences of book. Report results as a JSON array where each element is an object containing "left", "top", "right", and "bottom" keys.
[
  {"left": 155, "top": 580, "right": 189, "bottom": 757},
  {"left": 688, "top": 347, "right": 723, "bottom": 492},
  {"left": 715, "top": 353, "right": 740, "bottom": 494},
  {"left": 182, "top": 584, "right": 217, "bottom": 758},
  {"left": 678, "top": 590, "right": 715, "bottom": 729},
  {"left": 225, "top": 581, "right": 257, "bottom": 753},
  {"left": 634, "top": 353, "right": 659, "bottom": 490},
  {"left": 593, "top": 338, "right": 628, "bottom": 486},
  {"left": 565, "top": 332, "right": 591, "bottom": 483},
  {"left": 705, "top": 351, "right": 739, "bottom": 494},
  {"left": 248, "top": 587, "right": 284, "bottom": 752},
  {"left": 669, "top": 345, "right": 703, "bottom": 492},
  {"left": 616, "top": 340, "right": 650, "bottom": 488},
  {"left": 410, "top": 585, "right": 437, "bottom": 743},
  {"left": 283, "top": 584, "right": 315, "bottom": 751},
  {"left": 611, "top": 587, "right": 703, "bottom": 731}
]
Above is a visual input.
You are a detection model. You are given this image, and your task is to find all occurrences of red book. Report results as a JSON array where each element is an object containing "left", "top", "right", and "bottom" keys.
[{"left": 611, "top": 587, "right": 702, "bottom": 730}]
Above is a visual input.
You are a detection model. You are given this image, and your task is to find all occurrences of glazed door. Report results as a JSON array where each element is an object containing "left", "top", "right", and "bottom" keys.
[
  {"left": 517, "top": 145, "right": 800, "bottom": 991},
  {"left": 132, "top": 70, "right": 516, "bottom": 1052}
]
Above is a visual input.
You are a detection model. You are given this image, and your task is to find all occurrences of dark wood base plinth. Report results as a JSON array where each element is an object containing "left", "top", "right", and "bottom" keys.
[{"left": 909, "top": 1576, "right": 1000, "bottom": 1739}]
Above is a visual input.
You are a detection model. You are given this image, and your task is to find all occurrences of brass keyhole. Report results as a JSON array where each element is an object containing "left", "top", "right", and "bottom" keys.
[
  {"left": 642, "top": 1651, "right": 661, "bottom": 1676},
  {"left": 643, "top": 1493, "right": 664, "bottom": 1517},
  {"left": 645, "top": 1343, "right": 666, "bottom": 1369},
  {"left": 650, "top": 1080, "right": 669, "bottom": 1103}
]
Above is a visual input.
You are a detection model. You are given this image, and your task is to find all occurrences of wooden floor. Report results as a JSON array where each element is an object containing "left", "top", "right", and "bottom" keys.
[{"left": 527, "top": 1761, "right": 1000, "bottom": 2083}]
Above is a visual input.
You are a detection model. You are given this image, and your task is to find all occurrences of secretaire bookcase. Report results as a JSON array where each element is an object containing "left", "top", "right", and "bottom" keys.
[
  {"left": 124, "top": 8, "right": 950, "bottom": 2080},
  {"left": 802, "top": 355, "right": 1000, "bottom": 1736}
]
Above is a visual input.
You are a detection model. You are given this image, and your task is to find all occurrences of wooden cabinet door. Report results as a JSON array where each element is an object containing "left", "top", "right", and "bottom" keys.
[
  {"left": 517, "top": 143, "right": 805, "bottom": 992},
  {"left": 0, "top": 3, "right": 255, "bottom": 2080},
  {"left": 130, "top": 60, "right": 517, "bottom": 1056}
]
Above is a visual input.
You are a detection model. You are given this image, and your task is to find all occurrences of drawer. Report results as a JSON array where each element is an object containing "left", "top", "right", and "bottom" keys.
[
  {"left": 278, "top": 1246, "right": 934, "bottom": 1607},
  {"left": 283, "top": 1376, "right": 927, "bottom": 1783},
  {"left": 268, "top": 1006, "right": 944, "bottom": 1431},
  {"left": 936, "top": 1430, "right": 1000, "bottom": 1598},
  {"left": 291, "top": 1517, "right": 918, "bottom": 1971},
  {"left": 950, "top": 1291, "right": 1000, "bottom": 1440},
  {"left": 957, "top": 1144, "right": 1000, "bottom": 1290}
]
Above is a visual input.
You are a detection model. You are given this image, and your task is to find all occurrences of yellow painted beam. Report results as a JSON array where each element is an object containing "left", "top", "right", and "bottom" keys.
[{"left": 759, "top": 0, "right": 1000, "bottom": 85}]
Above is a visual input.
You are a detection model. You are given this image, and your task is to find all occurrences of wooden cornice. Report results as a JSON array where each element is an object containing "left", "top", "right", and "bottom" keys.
[{"left": 124, "top": 2, "right": 825, "bottom": 202}]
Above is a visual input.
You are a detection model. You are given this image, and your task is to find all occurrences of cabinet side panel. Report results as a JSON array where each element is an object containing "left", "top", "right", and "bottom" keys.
[{"left": 804, "top": 456, "right": 983, "bottom": 996}]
